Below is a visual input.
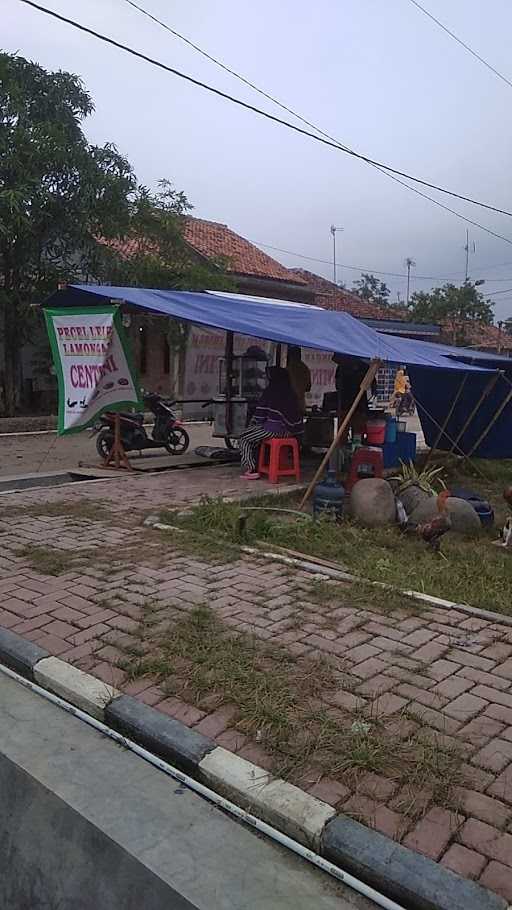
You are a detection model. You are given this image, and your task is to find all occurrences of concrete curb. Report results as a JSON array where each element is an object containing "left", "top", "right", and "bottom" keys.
[
  {"left": 0, "top": 628, "right": 49, "bottom": 680},
  {"left": 34, "top": 656, "right": 118, "bottom": 721},
  {"left": 105, "top": 694, "right": 215, "bottom": 774},
  {"left": 245, "top": 546, "right": 512, "bottom": 629},
  {"left": 198, "top": 747, "right": 335, "bottom": 850},
  {"left": 146, "top": 518, "right": 512, "bottom": 628},
  {"left": 322, "top": 816, "right": 506, "bottom": 910},
  {"left": 0, "top": 642, "right": 508, "bottom": 910}
]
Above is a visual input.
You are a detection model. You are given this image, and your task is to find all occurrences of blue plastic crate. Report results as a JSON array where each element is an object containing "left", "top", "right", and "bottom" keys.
[
  {"left": 396, "top": 431, "right": 417, "bottom": 464},
  {"left": 379, "top": 441, "right": 400, "bottom": 468}
]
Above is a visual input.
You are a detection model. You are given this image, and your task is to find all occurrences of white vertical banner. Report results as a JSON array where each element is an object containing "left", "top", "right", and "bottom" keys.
[{"left": 44, "top": 305, "right": 142, "bottom": 435}]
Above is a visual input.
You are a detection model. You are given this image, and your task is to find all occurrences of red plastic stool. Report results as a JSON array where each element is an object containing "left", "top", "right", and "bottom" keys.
[
  {"left": 346, "top": 446, "right": 384, "bottom": 491},
  {"left": 258, "top": 437, "right": 301, "bottom": 484}
]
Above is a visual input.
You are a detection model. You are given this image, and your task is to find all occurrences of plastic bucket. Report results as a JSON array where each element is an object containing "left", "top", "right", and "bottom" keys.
[
  {"left": 366, "top": 419, "right": 386, "bottom": 445},
  {"left": 385, "top": 417, "right": 398, "bottom": 443}
]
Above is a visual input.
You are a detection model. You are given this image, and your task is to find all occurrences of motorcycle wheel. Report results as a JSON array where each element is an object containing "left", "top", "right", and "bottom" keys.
[
  {"left": 165, "top": 426, "right": 189, "bottom": 455},
  {"left": 224, "top": 436, "right": 240, "bottom": 450},
  {"left": 96, "top": 430, "right": 114, "bottom": 461}
]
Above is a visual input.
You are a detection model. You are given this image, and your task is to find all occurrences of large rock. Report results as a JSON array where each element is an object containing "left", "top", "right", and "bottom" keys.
[
  {"left": 350, "top": 478, "right": 397, "bottom": 528},
  {"left": 409, "top": 496, "right": 481, "bottom": 537},
  {"left": 400, "top": 485, "right": 432, "bottom": 516}
]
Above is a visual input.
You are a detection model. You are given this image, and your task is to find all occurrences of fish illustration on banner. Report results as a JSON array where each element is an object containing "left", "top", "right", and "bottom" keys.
[{"left": 43, "top": 305, "right": 142, "bottom": 435}]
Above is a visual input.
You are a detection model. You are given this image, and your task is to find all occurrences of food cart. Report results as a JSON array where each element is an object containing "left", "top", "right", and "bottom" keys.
[{"left": 211, "top": 336, "right": 270, "bottom": 448}]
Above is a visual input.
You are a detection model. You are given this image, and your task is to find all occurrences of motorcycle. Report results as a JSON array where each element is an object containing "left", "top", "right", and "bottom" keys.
[
  {"left": 93, "top": 392, "right": 190, "bottom": 460},
  {"left": 394, "top": 391, "right": 415, "bottom": 418}
]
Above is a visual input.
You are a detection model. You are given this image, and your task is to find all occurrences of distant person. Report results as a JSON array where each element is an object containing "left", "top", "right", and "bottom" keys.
[
  {"left": 394, "top": 366, "right": 407, "bottom": 397},
  {"left": 393, "top": 366, "right": 413, "bottom": 416},
  {"left": 239, "top": 367, "right": 303, "bottom": 479},
  {"left": 287, "top": 345, "right": 311, "bottom": 415}
]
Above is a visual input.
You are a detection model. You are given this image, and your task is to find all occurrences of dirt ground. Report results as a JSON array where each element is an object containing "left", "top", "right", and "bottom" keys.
[
  {"left": 0, "top": 421, "right": 217, "bottom": 477},
  {"left": 0, "top": 416, "right": 425, "bottom": 478}
]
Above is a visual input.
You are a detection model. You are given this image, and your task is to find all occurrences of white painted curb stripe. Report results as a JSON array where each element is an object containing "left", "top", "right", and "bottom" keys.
[
  {"left": 199, "top": 747, "right": 335, "bottom": 850},
  {"left": 34, "top": 657, "right": 118, "bottom": 721}
]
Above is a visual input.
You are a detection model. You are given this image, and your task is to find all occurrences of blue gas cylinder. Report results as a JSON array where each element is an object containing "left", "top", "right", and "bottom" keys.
[{"left": 313, "top": 469, "right": 345, "bottom": 521}]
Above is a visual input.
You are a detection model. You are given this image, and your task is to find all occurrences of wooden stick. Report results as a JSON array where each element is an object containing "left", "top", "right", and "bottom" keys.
[
  {"left": 104, "top": 413, "right": 133, "bottom": 471},
  {"left": 466, "top": 386, "right": 512, "bottom": 458},
  {"left": 423, "top": 373, "right": 468, "bottom": 469},
  {"left": 299, "top": 359, "right": 381, "bottom": 510},
  {"left": 445, "top": 371, "right": 501, "bottom": 456}
]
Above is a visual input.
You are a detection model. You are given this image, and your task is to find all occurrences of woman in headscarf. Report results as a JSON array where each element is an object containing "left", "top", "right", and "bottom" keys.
[{"left": 239, "top": 367, "right": 303, "bottom": 479}]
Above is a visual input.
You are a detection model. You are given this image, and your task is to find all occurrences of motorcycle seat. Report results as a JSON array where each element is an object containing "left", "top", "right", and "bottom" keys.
[{"left": 119, "top": 411, "right": 144, "bottom": 424}]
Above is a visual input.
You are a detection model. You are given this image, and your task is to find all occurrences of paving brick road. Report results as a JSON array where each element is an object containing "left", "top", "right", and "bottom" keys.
[{"left": 0, "top": 469, "right": 511, "bottom": 903}]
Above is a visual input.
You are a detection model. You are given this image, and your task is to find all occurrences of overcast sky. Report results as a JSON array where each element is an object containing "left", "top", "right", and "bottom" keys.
[{"left": 4, "top": 0, "right": 512, "bottom": 320}]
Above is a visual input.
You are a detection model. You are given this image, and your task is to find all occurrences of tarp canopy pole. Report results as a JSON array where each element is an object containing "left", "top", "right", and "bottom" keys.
[
  {"left": 414, "top": 396, "right": 486, "bottom": 478},
  {"left": 423, "top": 373, "right": 469, "bottom": 470},
  {"left": 225, "top": 331, "right": 234, "bottom": 438},
  {"left": 445, "top": 371, "right": 501, "bottom": 458},
  {"left": 466, "top": 380, "right": 512, "bottom": 458},
  {"left": 299, "top": 359, "right": 381, "bottom": 510}
]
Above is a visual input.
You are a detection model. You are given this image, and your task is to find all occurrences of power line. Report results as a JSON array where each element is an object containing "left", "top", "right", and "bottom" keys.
[
  {"left": 486, "top": 286, "right": 512, "bottom": 298},
  {"left": 18, "top": 0, "right": 512, "bottom": 229},
  {"left": 118, "top": 0, "right": 512, "bottom": 249},
  {"left": 251, "top": 239, "right": 512, "bottom": 283},
  {"left": 250, "top": 241, "right": 453, "bottom": 280},
  {"left": 407, "top": 0, "right": 512, "bottom": 92}
]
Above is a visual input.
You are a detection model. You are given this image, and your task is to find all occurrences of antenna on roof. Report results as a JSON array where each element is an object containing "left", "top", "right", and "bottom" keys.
[{"left": 330, "top": 225, "right": 344, "bottom": 286}]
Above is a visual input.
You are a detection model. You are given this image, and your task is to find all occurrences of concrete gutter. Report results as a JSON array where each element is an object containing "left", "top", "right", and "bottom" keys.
[{"left": 0, "top": 627, "right": 506, "bottom": 910}]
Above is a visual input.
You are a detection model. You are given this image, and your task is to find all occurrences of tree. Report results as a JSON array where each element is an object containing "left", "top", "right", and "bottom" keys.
[
  {"left": 0, "top": 53, "right": 136, "bottom": 414},
  {"left": 406, "top": 281, "right": 494, "bottom": 344},
  {"left": 352, "top": 273, "right": 391, "bottom": 306},
  {"left": 0, "top": 53, "right": 232, "bottom": 414}
]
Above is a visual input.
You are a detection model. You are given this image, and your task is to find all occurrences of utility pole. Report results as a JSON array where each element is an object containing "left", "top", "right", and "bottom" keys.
[
  {"left": 498, "top": 320, "right": 503, "bottom": 354},
  {"left": 330, "top": 225, "right": 343, "bottom": 285},
  {"left": 404, "top": 257, "right": 416, "bottom": 305},
  {"left": 464, "top": 231, "right": 476, "bottom": 281}
]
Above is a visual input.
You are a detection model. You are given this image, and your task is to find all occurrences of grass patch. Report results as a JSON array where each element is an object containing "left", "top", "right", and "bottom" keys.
[
  {"left": 18, "top": 544, "right": 70, "bottom": 575},
  {"left": 165, "top": 528, "right": 240, "bottom": 563},
  {"left": 175, "top": 490, "right": 512, "bottom": 615},
  {"left": 119, "top": 604, "right": 466, "bottom": 816}
]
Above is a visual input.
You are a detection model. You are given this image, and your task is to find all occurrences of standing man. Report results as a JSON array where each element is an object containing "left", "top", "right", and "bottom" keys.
[{"left": 287, "top": 346, "right": 311, "bottom": 415}]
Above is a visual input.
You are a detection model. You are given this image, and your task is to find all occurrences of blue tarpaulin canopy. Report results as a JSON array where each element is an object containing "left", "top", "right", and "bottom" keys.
[{"left": 45, "top": 284, "right": 512, "bottom": 458}]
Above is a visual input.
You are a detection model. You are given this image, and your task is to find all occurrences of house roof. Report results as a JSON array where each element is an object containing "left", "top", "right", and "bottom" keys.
[
  {"left": 441, "top": 321, "right": 512, "bottom": 353},
  {"left": 288, "top": 268, "right": 407, "bottom": 320},
  {"left": 183, "top": 218, "right": 306, "bottom": 284}
]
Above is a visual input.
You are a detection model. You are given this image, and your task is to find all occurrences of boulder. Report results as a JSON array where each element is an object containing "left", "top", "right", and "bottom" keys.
[
  {"left": 409, "top": 496, "right": 481, "bottom": 537},
  {"left": 350, "top": 478, "right": 397, "bottom": 528},
  {"left": 399, "top": 485, "right": 432, "bottom": 516}
]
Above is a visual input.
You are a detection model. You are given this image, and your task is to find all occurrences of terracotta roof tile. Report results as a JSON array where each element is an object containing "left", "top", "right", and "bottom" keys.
[
  {"left": 183, "top": 218, "right": 306, "bottom": 283},
  {"left": 288, "top": 268, "right": 406, "bottom": 320},
  {"left": 441, "top": 322, "right": 512, "bottom": 353},
  {"left": 98, "top": 236, "right": 156, "bottom": 259}
]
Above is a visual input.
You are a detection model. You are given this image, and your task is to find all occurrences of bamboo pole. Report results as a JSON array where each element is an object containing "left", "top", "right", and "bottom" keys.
[
  {"left": 299, "top": 359, "right": 381, "bottom": 510},
  {"left": 466, "top": 384, "right": 512, "bottom": 458},
  {"left": 414, "top": 398, "right": 485, "bottom": 478},
  {"left": 445, "top": 371, "right": 501, "bottom": 456},
  {"left": 423, "top": 373, "right": 469, "bottom": 469}
]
